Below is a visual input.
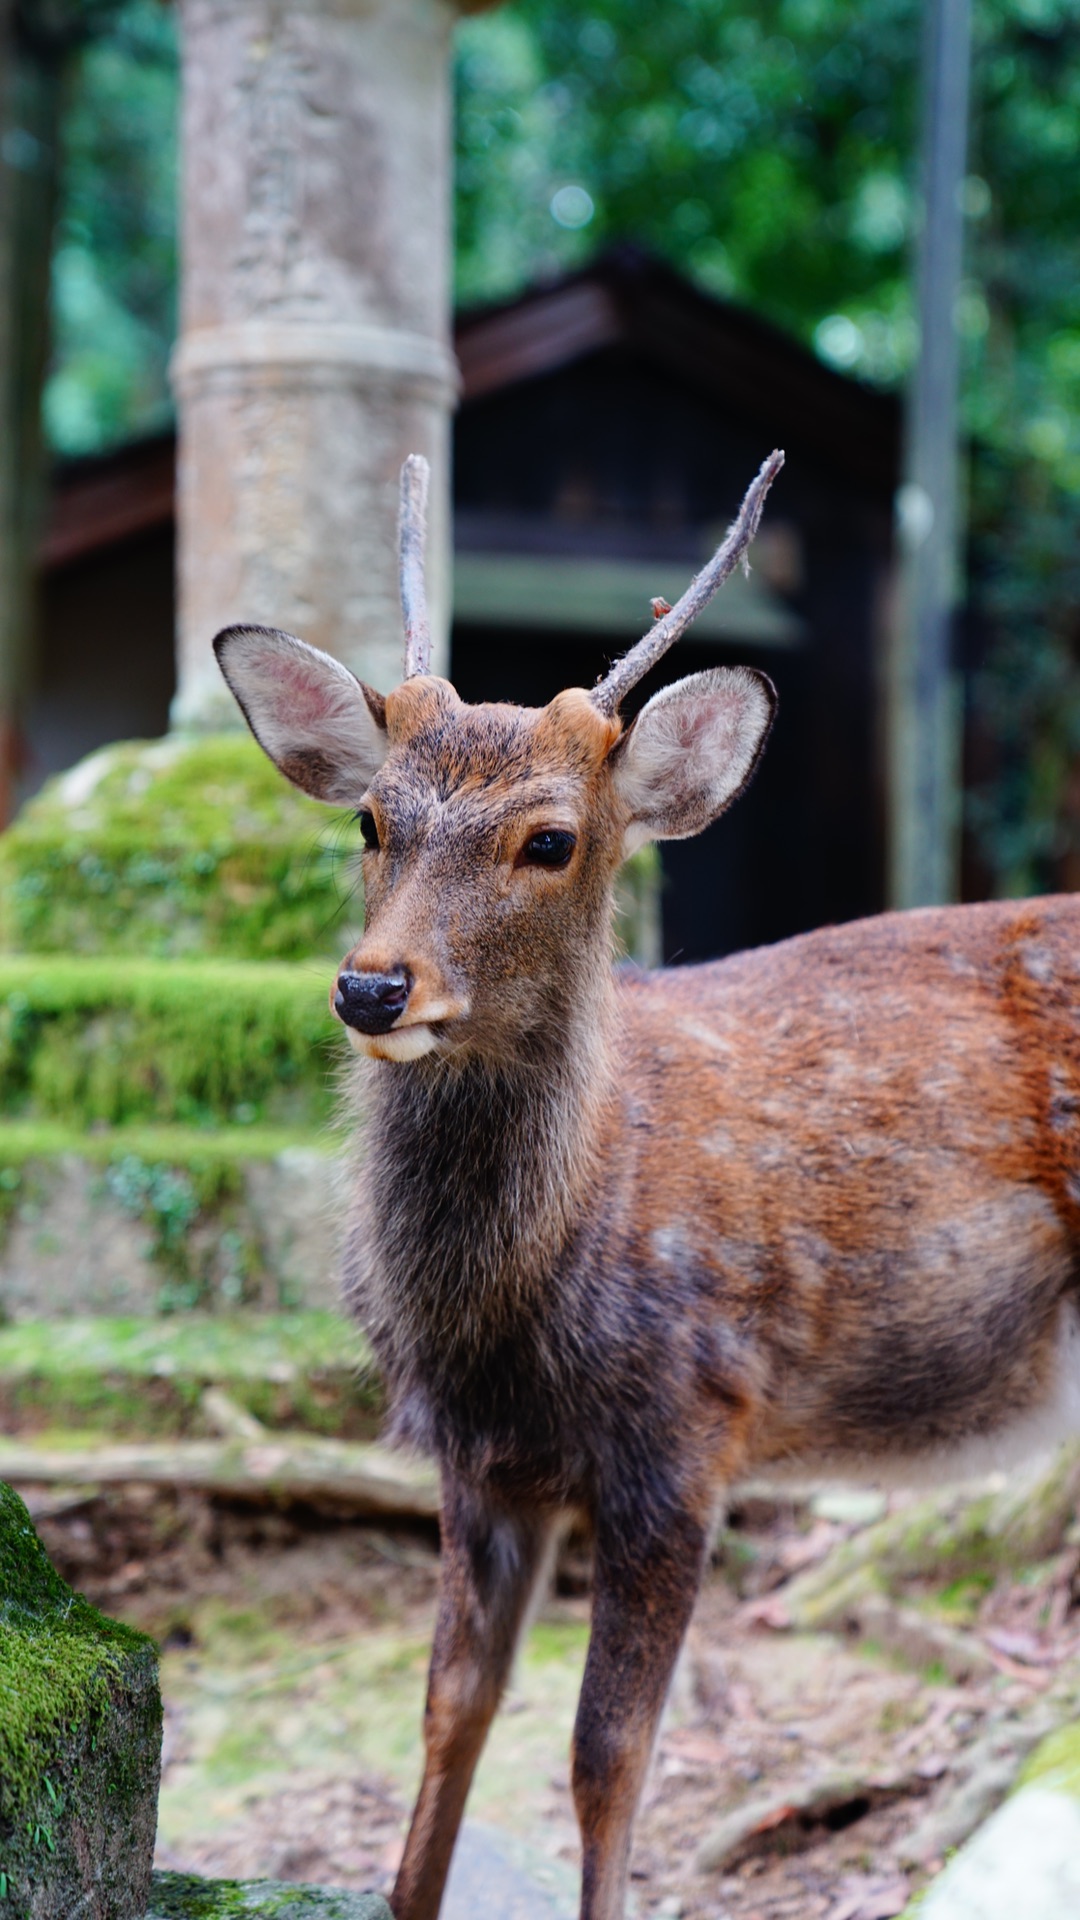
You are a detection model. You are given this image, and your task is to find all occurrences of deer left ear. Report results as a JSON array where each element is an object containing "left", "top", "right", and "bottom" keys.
[
  {"left": 609, "top": 667, "right": 776, "bottom": 855},
  {"left": 214, "top": 624, "right": 388, "bottom": 805}
]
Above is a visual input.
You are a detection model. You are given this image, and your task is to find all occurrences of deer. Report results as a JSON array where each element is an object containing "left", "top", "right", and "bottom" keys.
[{"left": 213, "top": 448, "right": 1080, "bottom": 1920}]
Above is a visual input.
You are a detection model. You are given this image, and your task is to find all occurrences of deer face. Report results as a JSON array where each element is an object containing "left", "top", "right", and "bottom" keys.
[
  {"left": 214, "top": 449, "right": 782, "bottom": 1065},
  {"left": 214, "top": 628, "right": 774, "bottom": 1065}
]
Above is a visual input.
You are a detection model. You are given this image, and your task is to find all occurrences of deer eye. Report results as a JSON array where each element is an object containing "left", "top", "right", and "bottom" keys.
[
  {"left": 356, "top": 808, "right": 380, "bottom": 851},
  {"left": 518, "top": 829, "right": 576, "bottom": 869}
]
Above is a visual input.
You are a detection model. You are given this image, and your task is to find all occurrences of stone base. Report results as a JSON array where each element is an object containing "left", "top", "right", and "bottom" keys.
[{"left": 0, "top": 1133, "right": 343, "bottom": 1320}]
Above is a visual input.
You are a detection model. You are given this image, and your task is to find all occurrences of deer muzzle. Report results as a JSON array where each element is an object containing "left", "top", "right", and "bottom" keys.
[{"left": 334, "top": 970, "right": 412, "bottom": 1036}]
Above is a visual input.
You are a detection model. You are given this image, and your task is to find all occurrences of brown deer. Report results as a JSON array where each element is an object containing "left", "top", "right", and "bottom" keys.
[{"left": 214, "top": 451, "right": 1080, "bottom": 1920}]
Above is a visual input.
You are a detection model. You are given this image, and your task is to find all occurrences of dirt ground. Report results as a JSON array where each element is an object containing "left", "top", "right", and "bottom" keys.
[{"left": 26, "top": 1481, "right": 1080, "bottom": 1920}]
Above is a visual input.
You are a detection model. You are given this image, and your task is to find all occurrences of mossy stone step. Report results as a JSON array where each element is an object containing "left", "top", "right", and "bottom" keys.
[
  {"left": 0, "top": 1127, "right": 344, "bottom": 1320},
  {"left": 0, "top": 1481, "right": 161, "bottom": 1919},
  {"left": 0, "top": 734, "right": 362, "bottom": 962},
  {"left": 147, "top": 1875, "right": 391, "bottom": 1918},
  {"left": 0, "top": 959, "right": 343, "bottom": 1131},
  {"left": 0, "top": 1312, "right": 378, "bottom": 1441}
]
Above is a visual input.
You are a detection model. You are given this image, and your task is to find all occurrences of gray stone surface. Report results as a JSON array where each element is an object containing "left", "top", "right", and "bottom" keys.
[
  {"left": 914, "top": 1784, "right": 1080, "bottom": 1919},
  {"left": 444, "top": 1822, "right": 573, "bottom": 1920},
  {"left": 0, "top": 1148, "right": 342, "bottom": 1319},
  {"left": 146, "top": 1827, "right": 572, "bottom": 1920}
]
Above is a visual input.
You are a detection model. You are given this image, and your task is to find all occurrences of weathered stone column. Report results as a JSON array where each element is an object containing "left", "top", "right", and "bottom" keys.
[{"left": 172, "top": 0, "right": 473, "bottom": 726}]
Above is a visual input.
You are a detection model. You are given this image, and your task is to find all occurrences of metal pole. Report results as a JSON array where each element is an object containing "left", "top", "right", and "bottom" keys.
[{"left": 888, "top": 0, "right": 973, "bottom": 908}]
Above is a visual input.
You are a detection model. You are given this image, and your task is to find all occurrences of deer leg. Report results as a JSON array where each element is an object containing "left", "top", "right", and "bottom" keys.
[
  {"left": 390, "top": 1478, "right": 555, "bottom": 1920},
  {"left": 572, "top": 1506, "right": 708, "bottom": 1920}
]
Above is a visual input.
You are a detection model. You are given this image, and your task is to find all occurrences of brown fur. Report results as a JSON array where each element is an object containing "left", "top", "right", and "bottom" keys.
[
  {"left": 339, "top": 699, "right": 1080, "bottom": 1920},
  {"left": 216, "top": 634, "right": 1080, "bottom": 1920}
]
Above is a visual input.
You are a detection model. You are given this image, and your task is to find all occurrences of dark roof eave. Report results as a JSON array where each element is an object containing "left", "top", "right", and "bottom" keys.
[{"left": 456, "top": 249, "right": 901, "bottom": 495}]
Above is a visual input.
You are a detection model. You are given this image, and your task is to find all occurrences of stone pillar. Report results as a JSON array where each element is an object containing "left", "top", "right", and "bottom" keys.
[{"left": 171, "top": 0, "right": 465, "bottom": 726}]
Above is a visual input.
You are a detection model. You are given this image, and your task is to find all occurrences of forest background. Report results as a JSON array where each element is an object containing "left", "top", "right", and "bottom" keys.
[{"left": 42, "top": 0, "right": 1080, "bottom": 898}]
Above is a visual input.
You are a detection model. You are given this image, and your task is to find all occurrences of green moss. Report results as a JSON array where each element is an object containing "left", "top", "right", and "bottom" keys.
[
  {"left": 0, "top": 1313, "right": 380, "bottom": 1440},
  {"left": 0, "top": 1483, "right": 161, "bottom": 1916},
  {"left": 1018, "top": 1719, "right": 1080, "bottom": 1801},
  {"left": 0, "top": 957, "right": 344, "bottom": 1129},
  {"left": 0, "top": 734, "right": 363, "bottom": 961},
  {"left": 0, "top": 1120, "right": 334, "bottom": 1167},
  {"left": 147, "top": 1872, "right": 391, "bottom": 1918},
  {"left": 934, "top": 1573, "right": 995, "bottom": 1625},
  {"left": 0, "top": 1484, "right": 154, "bottom": 1813}
]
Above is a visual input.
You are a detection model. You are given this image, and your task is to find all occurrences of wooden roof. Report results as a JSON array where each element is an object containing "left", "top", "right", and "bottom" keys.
[{"left": 456, "top": 249, "right": 900, "bottom": 497}]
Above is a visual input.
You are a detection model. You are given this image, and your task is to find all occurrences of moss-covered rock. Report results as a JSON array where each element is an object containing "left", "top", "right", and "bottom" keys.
[
  {"left": 0, "top": 959, "right": 342, "bottom": 1131},
  {"left": 146, "top": 1874, "right": 391, "bottom": 1919},
  {"left": 0, "top": 736, "right": 363, "bottom": 962},
  {"left": 0, "top": 1481, "right": 162, "bottom": 1918},
  {"left": 0, "top": 1313, "right": 379, "bottom": 1441}
]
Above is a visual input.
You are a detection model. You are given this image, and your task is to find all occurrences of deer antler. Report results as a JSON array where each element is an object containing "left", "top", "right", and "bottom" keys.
[
  {"left": 591, "top": 449, "right": 785, "bottom": 716},
  {"left": 400, "top": 454, "right": 432, "bottom": 679}
]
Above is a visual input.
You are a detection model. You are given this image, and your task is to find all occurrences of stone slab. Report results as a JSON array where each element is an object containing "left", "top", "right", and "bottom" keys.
[
  {"left": 0, "top": 1141, "right": 343, "bottom": 1319},
  {"left": 913, "top": 1784, "right": 1080, "bottom": 1919},
  {"left": 444, "top": 1822, "right": 572, "bottom": 1920}
]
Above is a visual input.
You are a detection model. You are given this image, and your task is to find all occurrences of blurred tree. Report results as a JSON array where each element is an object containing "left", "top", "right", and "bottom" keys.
[{"left": 44, "top": 0, "right": 175, "bottom": 454}]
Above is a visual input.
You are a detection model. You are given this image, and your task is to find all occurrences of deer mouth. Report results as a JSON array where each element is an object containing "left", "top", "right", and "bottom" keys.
[{"left": 342, "top": 997, "right": 469, "bottom": 1063}]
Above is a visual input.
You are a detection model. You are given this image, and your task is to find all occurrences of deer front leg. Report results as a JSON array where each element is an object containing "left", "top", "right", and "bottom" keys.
[
  {"left": 572, "top": 1507, "right": 708, "bottom": 1920},
  {"left": 390, "top": 1477, "right": 555, "bottom": 1920}
]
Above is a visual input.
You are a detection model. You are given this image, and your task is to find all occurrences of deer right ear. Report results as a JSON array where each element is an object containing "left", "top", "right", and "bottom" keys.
[
  {"left": 213, "top": 625, "right": 388, "bottom": 805},
  {"left": 609, "top": 666, "right": 776, "bottom": 856}
]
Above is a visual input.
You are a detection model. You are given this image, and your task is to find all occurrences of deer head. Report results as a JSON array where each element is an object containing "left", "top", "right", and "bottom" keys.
[{"left": 214, "top": 452, "right": 782, "bottom": 1066}]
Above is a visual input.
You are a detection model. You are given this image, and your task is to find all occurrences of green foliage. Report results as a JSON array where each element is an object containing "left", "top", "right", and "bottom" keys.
[
  {"left": 455, "top": 0, "right": 920, "bottom": 356},
  {"left": 45, "top": 0, "right": 178, "bottom": 454},
  {"left": 103, "top": 1153, "right": 250, "bottom": 1312},
  {"left": 0, "top": 958, "right": 342, "bottom": 1129},
  {"left": 456, "top": 0, "right": 1080, "bottom": 891},
  {"left": 0, "top": 732, "right": 362, "bottom": 961}
]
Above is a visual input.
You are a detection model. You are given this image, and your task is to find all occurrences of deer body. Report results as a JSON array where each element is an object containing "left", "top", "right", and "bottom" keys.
[
  {"left": 349, "top": 894, "right": 1080, "bottom": 1517},
  {"left": 213, "top": 453, "right": 1080, "bottom": 1920}
]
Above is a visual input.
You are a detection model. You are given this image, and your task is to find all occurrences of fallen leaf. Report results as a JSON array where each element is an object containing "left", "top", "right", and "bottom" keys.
[
  {"left": 741, "top": 1595, "right": 791, "bottom": 1630},
  {"left": 663, "top": 1729, "right": 730, "bottom": 1768},
  {"left": 982, "top": 1626, "right": 1056, "bottom": 1667},
  {"left": 826, "top": 1875, "right": 910, "bottom": 1920}
]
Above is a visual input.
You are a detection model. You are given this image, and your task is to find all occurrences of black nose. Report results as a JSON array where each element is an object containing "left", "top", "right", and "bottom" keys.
[{"left": 334, "top": 971, "right": 411, "bottom": 1036}]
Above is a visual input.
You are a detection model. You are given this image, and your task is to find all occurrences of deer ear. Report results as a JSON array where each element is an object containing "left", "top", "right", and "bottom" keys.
[
  {"left": 610, "top": 666, "right": 776, "bottom": 855},
  {"left": 213, "top": 625, "right": 388, "bottom": 804}
]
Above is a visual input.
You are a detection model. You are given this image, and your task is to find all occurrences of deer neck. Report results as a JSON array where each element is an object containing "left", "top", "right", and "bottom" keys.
[{"left": 353, "top": 960, "right": 618, "bottom": 1333}]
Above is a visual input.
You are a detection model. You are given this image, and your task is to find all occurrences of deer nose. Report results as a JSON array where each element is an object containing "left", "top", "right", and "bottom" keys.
[{"left": 334, "top": 970, "right": 412, "bottom": 1035}]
